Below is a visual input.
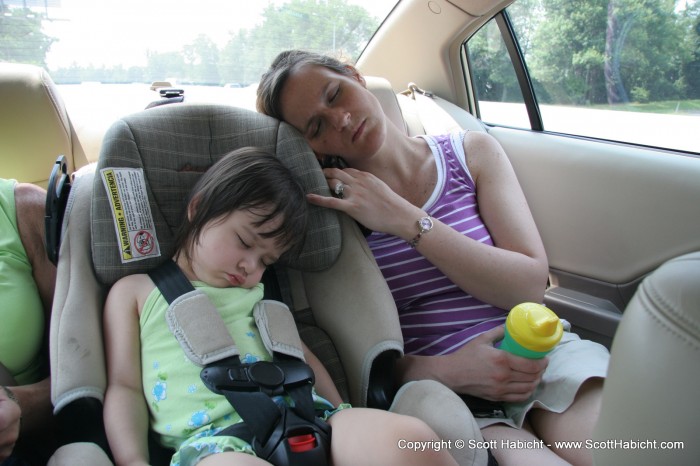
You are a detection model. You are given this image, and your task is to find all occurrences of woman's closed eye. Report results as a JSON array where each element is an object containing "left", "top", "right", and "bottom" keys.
[
  {"left": 328, "top": 85, "right": 340, "bottom": 104},
  {"left": 311, "top": 85, "right": 341, "bottom": 138}
]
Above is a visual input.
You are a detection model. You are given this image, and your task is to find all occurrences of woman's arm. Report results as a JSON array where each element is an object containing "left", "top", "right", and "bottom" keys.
[
  {"left": 395, "top": 326, "right": 547, "bottom": 402},
  {"left": 412, "top": 131, "right": 548, "bottom": 310},
  {"left": 308, "top": 132, "right": 548, "bottom": 311},
  {"left": 103, "top": 276, "right": 151, "bottom": 466}
]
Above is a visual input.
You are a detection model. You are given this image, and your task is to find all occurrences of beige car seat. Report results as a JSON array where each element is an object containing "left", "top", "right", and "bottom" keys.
[
  {"left": 364, "top": 76, "right": 487, "bottom": 137},
  {"left": 48, "top": 103, "right": 485, "bottom": 465},
  {"left": 0, "top": 63, "right": 88, "bottom": 187},
  {"left": 592, "top": 251, "right": 700, "bottom": 465}
]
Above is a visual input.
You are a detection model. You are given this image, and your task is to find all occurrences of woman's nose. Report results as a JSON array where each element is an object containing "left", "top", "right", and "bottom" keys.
[{"left": 329, "top": 108, "right": 350, "bottom": 131}]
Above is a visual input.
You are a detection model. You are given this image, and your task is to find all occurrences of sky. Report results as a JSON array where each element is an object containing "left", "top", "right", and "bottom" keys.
[{"left": 38, "top": 0, "right": 398, "bottom": 69}]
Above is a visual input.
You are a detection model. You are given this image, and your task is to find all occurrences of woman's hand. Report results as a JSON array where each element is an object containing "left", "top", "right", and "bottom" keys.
[
  {"left": 306, "top": 167, "right": 424, "bottom": 239},
  {"left": 397, "top": 326, "right": 547, "bottom": 403},
  {"left": 0, "top": 388, "right": 21, "bottom": 461}
]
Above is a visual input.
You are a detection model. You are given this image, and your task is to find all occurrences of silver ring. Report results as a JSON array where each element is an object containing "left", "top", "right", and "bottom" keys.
[{"left": 334, "top": 182, "right": 345, "bottom": 199}]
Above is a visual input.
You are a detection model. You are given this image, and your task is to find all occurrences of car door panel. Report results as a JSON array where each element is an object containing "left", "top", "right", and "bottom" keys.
[{"left": 489, "top": 126, "right": 700, "bottom": 346}]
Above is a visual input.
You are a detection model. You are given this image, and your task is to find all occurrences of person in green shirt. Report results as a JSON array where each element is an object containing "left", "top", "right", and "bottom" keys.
[{"left": 0, "top": 178, "right": 57, "bottom": 465}]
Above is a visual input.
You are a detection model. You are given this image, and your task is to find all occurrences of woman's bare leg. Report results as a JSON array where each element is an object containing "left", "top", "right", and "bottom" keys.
[
  {"left": 328, "top": 408, "right": 457, "bottom": 466},
  {"left": 482, "top": 422, "right": 570, "bottom": 466},
  {"left": 529, "top": 377, "right": 604, "bottom": 466}
]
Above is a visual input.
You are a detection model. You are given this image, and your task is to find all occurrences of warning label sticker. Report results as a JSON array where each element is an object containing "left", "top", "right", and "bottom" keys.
[{"left": 100, "top": 167, "right": 161, "bottom": 263}]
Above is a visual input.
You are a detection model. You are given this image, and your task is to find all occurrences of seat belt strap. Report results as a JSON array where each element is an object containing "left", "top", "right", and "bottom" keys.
[
  {"left": 147, "top": 258, "right": 194, "bottom": 302},
  {"left": 148, "top": 260, "right": 304, "bottom": 365}
]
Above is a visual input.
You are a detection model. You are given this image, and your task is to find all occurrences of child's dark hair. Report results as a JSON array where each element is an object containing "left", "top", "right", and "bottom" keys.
[{"left": 175, "top": 147, "right": 308, "bottom": 263}]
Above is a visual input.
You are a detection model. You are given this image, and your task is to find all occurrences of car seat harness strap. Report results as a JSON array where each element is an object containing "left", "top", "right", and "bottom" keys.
[{"left": 148, "top": 259, "right": 331, "bottom": 466}]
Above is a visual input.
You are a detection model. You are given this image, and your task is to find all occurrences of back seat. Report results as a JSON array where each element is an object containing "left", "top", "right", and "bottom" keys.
[
  {"left": 364, "top": 76, "right": 485, "bottom": 136},
  {"left": 0, "top": 63, "right": 89, "bottom": 187}
]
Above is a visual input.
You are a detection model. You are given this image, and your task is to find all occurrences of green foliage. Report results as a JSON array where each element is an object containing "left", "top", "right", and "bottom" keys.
[
  {"left": 469, "top": 0, "right": 700, "bottom": 107},
  {"left": 0, "top": 5, "right": 54, "bottom": 66},
  {"left": 47, "top": 0, "right": 379, "bottom": 85},
  {"left": 219, "top": 0, "right": 377, "bottom": 85}
]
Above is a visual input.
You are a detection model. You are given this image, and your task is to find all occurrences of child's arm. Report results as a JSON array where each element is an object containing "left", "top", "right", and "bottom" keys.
[
  {"left": 302, "top": 342, "right": 344, "bottom": 407},
  {"left": 103, "top": 275, "right": 152, "bottom": 466}
]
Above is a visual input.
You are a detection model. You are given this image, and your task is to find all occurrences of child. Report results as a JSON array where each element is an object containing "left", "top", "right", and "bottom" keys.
[{"left": 103, "top": 148, "right": 457, "bottom": 466}]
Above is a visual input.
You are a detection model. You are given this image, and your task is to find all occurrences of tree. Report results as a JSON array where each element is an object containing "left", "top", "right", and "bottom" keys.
[
  {"left": 520, "top": 0, "right": 691, "bottom": 105},
  {"left": 183, "top": 35, "right": 220, "bottom": 84},
  {"left": 0, "top": 5, "right": 54, "bottom": 66},
  {"left": 682, "top": 1, "right": 700, "bottom": 98},
  {"left": 219, "top": 0, "right": 379, "bottom": 85}
]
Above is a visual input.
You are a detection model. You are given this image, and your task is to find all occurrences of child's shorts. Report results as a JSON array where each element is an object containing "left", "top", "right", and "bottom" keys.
[
  {"left": 170, "top": 403, "right": 351, "bottom": 466},
  {"left": 476, "top": 330, "right": 609, "bottom": 429}
]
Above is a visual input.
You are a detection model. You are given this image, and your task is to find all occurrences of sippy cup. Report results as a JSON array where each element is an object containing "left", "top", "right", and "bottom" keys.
[{"left": 500, "top": 302, "right": 563, "bottom": 358}]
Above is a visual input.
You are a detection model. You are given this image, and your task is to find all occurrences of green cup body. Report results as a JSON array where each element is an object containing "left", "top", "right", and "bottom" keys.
[{"left": 500, "top": 327, "right": 550, "bottom": 359}]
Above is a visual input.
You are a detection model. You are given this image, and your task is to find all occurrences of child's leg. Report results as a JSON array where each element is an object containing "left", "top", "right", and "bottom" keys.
[
  {"left": 197, "top": 451, "right": 271, "bottom": 465},
  {"left": 529, "top": 377, "right": 604, "bottom": 466},
  {"left": 327, "top": 407, "right": 457, "bottom": 466}
]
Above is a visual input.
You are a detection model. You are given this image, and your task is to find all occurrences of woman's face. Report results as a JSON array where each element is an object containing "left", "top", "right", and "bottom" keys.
[{"left": 279, "top": 64, "right": 387, "bottom": 162}]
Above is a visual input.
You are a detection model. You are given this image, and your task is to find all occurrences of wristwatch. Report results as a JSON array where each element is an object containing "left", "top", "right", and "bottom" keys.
[{"left": 408, "top": 216, "right": 434, "bottom": 248}]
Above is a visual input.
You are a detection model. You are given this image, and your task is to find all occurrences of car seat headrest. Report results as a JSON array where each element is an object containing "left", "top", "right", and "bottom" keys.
[
  {"left": 90, "top": 104, "right": 341, "bottom": 286},
  {"left": 0, "top": 63, "right": 85, "bottom": 186}
]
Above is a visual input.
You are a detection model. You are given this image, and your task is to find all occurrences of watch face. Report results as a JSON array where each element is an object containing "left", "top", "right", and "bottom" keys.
[{"left": 418, "top": 216, "right": 433, "bottom": 232}]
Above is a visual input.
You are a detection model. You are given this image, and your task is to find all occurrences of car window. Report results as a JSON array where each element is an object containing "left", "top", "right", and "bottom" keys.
[
  {"left": 1, "top": 0, "right": 398, "bottom": 121},
  {"left": 465, "top": 0, "right": 699, "bottom": 154}
]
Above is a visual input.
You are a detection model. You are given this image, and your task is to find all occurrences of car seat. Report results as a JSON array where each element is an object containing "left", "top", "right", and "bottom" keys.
[
  {"left": 592, "top": 251, "right": 700, "bottom": 465},
  {"left": 47, "top": 103, "right": 485, "bottom": 465},
  {"left": 364, "top": 76, "right": 487, "bottom": 137},
  {"left": 0, "top": 63, "right": 89, "bottom": 187}
]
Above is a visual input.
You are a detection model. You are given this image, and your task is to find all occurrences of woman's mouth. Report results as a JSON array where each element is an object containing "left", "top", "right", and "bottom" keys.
[{"left": 352, "top": 119, "right": 366, "bottom": 143}]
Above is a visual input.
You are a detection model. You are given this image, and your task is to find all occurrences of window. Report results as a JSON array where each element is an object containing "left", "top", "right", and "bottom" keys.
[
  {"left": 466, "top": 0, "right": 699, "bottom": 154},
  {"left": 1, "top": 0, "right": 398, "bottom": 122}
]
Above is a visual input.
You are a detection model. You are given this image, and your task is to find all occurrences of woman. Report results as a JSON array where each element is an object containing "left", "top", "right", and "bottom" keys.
[{"left": 257, "top": 50, "right": 609, "bottom": 466}]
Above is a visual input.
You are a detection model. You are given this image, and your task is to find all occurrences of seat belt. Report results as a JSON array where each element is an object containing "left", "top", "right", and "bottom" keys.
[{"left": 148, "top": 259, "right": 331, "bottom": 466}]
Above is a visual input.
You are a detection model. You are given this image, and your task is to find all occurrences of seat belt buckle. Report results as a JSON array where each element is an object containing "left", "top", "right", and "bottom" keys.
[{"left": 287, "top": 433, "right": 317, "bottom": 453}]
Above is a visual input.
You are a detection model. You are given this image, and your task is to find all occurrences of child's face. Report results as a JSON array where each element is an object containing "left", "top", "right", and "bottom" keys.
[{"left": 188, "top": 208, "right": 286, "bottom": 289}]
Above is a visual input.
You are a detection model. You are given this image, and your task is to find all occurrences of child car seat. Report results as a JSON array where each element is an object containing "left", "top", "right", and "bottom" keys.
[{"left": 47, "top": 103, "right": 485, "bottom": 465}]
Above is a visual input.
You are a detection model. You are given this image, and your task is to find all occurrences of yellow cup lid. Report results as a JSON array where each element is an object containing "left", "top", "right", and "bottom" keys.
[{"left": 506, "top": 303, "right": 563, "bottom": 352}]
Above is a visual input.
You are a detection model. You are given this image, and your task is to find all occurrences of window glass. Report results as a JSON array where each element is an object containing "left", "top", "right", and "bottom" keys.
[
  {"left": 466, "top": 0, "right": 700, "bottom": 153},
  {"left": 467, "top": 18, "right": 530, "bottom": 127},
  {"left": 1, "top": 0, "right": 398, "bottom": 121}
]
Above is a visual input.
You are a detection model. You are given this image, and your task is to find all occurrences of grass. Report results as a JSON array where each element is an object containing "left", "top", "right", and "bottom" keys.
[{"left": 591, "top": 99, "right": 700, "bottom": 115}]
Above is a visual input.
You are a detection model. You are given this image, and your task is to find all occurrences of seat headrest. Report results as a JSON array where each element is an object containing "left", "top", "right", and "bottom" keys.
[
  {"left": 365, "top": 76, "right": 409, "bottom": 135},
  {"left": 0, "top": 63, "right": 80, "bottom": 186},
  {"left": 91, "top": 104, "right": 340, "bottom": 286}
]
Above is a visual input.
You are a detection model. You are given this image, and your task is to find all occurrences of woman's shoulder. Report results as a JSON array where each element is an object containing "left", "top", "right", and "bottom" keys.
[{"left": 461, "top": 131, "right": 510, "bottom": 180}]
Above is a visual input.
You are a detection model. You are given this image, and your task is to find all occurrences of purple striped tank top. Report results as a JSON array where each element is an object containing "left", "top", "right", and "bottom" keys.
[{"left": 366, "top": 132, "right": 507, "bottom": 356}]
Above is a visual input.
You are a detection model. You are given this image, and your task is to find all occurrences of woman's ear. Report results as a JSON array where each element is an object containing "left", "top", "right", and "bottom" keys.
[{"left": 345, "top": 65, "right": 366, "bottom": 87}]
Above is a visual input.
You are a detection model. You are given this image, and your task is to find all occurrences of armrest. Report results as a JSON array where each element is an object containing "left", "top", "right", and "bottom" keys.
[{"left": 50, "top": 166, "right": 107, "bottom": 413}]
